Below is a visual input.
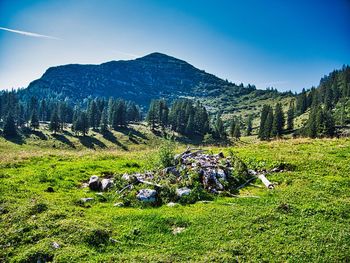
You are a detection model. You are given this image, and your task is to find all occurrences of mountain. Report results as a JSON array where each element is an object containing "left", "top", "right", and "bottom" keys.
[{"left": 24, "top": 53, "right": 258, "bottom": 105}]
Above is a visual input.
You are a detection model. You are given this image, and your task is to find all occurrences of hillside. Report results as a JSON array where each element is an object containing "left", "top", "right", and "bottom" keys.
[{"left": 20, "top": 53, "right": 292, "bottom": 112}]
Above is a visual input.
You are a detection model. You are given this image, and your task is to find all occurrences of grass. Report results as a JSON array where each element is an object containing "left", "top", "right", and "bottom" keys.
[{"left": 0, "top": 131, "right": 350, "bottom": 262}]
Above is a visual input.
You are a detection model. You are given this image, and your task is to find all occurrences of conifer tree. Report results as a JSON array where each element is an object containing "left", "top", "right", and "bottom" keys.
[
  {"left": 272, "top": 103, "right": 285, "bottom": 137},
  {"left": 146, "top": 100, "right": 158, "bottom": 130},
  {"left": 258, "top": 105, "right": 270, "bottom": 139},
  {"left": 323, "top": 110, "right": 335, "bottom": 137},
  {"left": 49, "top": 109, "right": 61, "bottom": 134},
  {"left": 74, "top": 111, "right": 89, "bottom": 136},
  {"left": 287, "top": 100, "right": 295, "bottom": 131},
  {"left": 262, "top": 107, "right": 273, "bottom": 140},
  {"left": 307, "top": 106, "right": 317, "bottom": 138},
  {"left": 246, "top": 115, "right": 253, "bottom": 136},
  {"left": 100, "top": 107, "right": 109, "bottom": 133},
  {"left": 229, "top": 119, "right": 236, "bottom": 137},
  {"left": 3, "top": 112, "right": 17, "bottom": 137},
  {"left": 30, "top": 110, "right": 39, "bottom": 130},
  {"left": 233, "top": 123, "right": 241, "bottom": 140}
]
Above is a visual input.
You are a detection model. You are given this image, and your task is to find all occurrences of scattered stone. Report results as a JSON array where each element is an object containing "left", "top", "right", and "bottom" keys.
[
  {"left": 113, "top": 202, "right": 124, "bottom": 207},
  {"left": 96, "top": 192, "right": 104, "bottom": 196},
  {"left": 176, "top": 187, "right": 191, "bottom": 197},
  {"left": 101, "top": 178, "right": 114, "bottom": 191},
  {"left": 52, "top": 242, "right": 60, "bottom": 249},
  {"left": 88, "top": 175, "right": 100, "bottom": 191},
  {"left": 81, "top": 197, "right": 94, "bottom": 203},
  {"left": 137, "top": 189, "right": 157, "bottom": 202},
  {"left": 166, "top": 202, "right": 179, "bottom": 207},
  {"left": 172, "top": 226, "right": 186, "bottom": 235}
]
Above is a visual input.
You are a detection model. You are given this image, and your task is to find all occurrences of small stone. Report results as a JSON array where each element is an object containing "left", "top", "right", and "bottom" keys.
[
  {"left": 166, "top": 202, "right": 179, "bottom": 207},
  {"left": 52, "top": 242, "right": 60, "bottom": 249},
  {"left": 172, "top": 227, "right": 185, "bottom": 235},
  {"left": 113, "top": 202, "right": 124, "bottom": 207},
  {"left": 81, "top": 197, "right": 94, "bottom": 203},
  {"left": 88, "top": 175, "right": 100, "bottom": 191},
  {"left": 176, "top": 187, "right": 191, "bottom": 197},
  {"left": 137, "top": 189, "right": 157, "bottom": 202}
]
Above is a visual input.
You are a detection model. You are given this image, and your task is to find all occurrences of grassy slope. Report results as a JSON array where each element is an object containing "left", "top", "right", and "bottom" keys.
[{"left": 0, "top": 132, "right": 350, "bottom": 262}]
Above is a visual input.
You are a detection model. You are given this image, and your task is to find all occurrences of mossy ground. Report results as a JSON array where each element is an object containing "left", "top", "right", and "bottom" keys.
[{"left": 0, "top": 129, "right": 349, "bottom": 262}]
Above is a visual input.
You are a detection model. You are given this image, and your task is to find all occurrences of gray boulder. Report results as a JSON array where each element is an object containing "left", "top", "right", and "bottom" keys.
[
  {"left": 176, "top": 187, "right": 191, "bottom": 197},
  {"left": 137, "top": 189, "right": 157, "bottom": 202},
  {"left": 88, "top": 175, "right": 100, "bottom": 191},
  {"left": 101, "top": 178, "right": 114, "bottom": 191}
]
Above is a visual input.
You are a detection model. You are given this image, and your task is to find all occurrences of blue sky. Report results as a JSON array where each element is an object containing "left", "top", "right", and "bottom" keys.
[{"left": 0, "top": 0, "right": 349, "bottom": 92}]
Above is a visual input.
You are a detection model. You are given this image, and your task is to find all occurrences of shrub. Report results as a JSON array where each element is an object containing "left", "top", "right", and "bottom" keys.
[{"left": 156, "top": 140, "right": 176, "bottom": 168}]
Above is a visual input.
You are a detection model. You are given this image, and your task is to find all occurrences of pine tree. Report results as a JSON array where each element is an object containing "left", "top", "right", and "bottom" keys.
[
  {"left": 296, "top": 88, "right": 308, "bottom": 114},
  {"left": 229, "top": 119, "right": 236, "bottom": 137},
  {"left": 262, "top": 107, "right": 273, "bottom": 140},
  {"left": 74, "top": 111, "right": 89, "bottom": 136},
  {"left": 272, "top": 103, "right": 285, "bottom": 137},
  {"left": 49, "top": 109, "right": 61, "bottom": 134},
  {"left": 233, "top": 123, "right": 241, "bottom": 140},
  {"left": 323, "top": 110, "right": 335, "bottom": 137},
  {"left": 287, "top": 100, "right": 295, "bottom": 131},
  {"left": 88, "top": 100, "right": 99, "bottom": 129},
  {"left": 3, "top": 112, "right": 17, "bottom": 137},
  {"left": 258, "top": 105, "right": 270, "bottom": 139},
  {"left": 307, "top": 107, "right": 317, "bottom": 138},
  {"left": 30, "top": 110, "right": 39, "bottom": 130},
  {"left": 246, "top": 115, "right": 253, "bottom": 136},
  {"left": 214, "top": 114, "right": 226, "bottom": 139},
  {"left": 100, "top": 107, "right": 109, "bottom": 133},
  {"left": 147, "top": 100, "right": 158, "bottom": 130},
  {"left": 185, "top": 114, "right": 195, "bottom": 136}
]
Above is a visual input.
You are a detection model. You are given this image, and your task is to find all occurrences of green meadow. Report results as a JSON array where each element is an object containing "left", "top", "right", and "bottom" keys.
[{"left": 0, "top": 131, "right": 350, "bottom": 262}]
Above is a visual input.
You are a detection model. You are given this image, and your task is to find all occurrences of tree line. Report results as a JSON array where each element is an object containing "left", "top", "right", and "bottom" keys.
[{"left": 0, "top": 91, "right": 141, "bottom": 137}]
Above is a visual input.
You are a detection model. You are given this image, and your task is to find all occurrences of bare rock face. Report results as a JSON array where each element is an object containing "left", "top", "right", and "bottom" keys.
[
  {"left": 88, "top": 175, "right": 101, "bottom": 191},
  {"left": 101, "top": 178, "right": 114, "bottom": 191},
  {"left": 137, "top": 189, "right": 157, "bottom": 202}
]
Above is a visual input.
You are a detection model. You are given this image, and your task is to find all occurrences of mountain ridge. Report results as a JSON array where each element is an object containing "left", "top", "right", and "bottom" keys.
[{"left": 24, "top": 52, "right": 257, "bottom": 106}]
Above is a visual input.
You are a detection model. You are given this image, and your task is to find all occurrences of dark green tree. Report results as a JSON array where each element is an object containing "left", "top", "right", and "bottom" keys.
[
  {"left": 272, "top": 103, "right": 285, "bottom": 137},
  {"left": 49, "top": 109, "right": 61, "bottom": 134},
  {"left": 30, "top": 110, "right": 39, "bottom": 130},
  {"left": 246, "top": 115, "right": 253, "bottom": 136},
  {"left": 99, "top": 107, "right": 109, "bottom": 133},
  {"left": 3, "top": 112, "right": 17, "bottom": 137},
  {"left": 287, "top": 100, "right": 295, "bottom": 131}
]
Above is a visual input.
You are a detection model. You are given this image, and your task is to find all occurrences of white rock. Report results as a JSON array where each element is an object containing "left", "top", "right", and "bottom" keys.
[
  {"left": 101, "top": 178, "right": 114, "bottom": 191},
  {"left": 176, "top": 187, "right": 191, "bottom": 197},
  {"left": 137, "top": 189, "right": 157, "bottom": 202},
  {"left": 88, "top": 175, "right": 100, "bottom": 191}
]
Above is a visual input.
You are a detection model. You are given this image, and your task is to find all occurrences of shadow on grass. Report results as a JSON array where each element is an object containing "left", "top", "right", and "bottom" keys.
[
  {"left": 5, "top": 135, "right": 25, "bottom": 145},
  {"left": 102, "top": 130, "right": 128, "bottom": 151},
  {"left": 52, "top": 134, "right": 76, "bottom": 148},
  {"left": 115, "top": 126, "right": 148, "bottom": 140},
  {"left": 31, "top": 130, "right": 48, "bottom": 140},
  {"left": 78, "top": 135, "right": 107, "bottom": 149}
]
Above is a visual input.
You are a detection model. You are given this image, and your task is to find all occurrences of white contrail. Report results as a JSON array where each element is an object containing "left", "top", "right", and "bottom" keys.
[{"left": 0, "top": 26, "right": 61, "bottom": 40}]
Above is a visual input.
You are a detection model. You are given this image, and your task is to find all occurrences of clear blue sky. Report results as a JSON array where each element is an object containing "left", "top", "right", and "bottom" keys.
[{"left": 0, "top": 0, "right": 349, "bottom": 92}]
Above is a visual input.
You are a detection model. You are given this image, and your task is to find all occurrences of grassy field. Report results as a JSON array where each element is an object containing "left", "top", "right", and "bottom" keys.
[{"left": 0, "top": 131, "right": 350, "bottom": 262}]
